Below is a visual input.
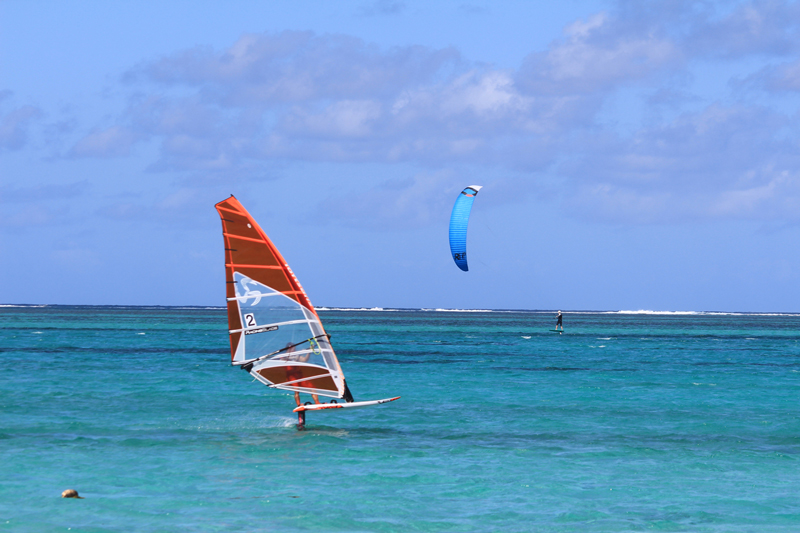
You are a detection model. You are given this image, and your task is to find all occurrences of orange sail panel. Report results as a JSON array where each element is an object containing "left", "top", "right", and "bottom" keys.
[{"left": 215, "top": 196, "right": 346, "bottom": 398}]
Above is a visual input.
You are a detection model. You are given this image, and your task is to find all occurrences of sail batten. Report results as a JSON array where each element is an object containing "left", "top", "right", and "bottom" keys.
[
  {"left": 215, "top": 195, "right": 347, "bottom": 399},
  {"left": 229, "top": 318, "right": 314, "bottom": 334},
  {"left": 226, "top": 293, "right": 286, "bottom": 302},
  {"left": 268, "top": 372, "right": 334, "bottom": 388},
  {"left": 225, "top": 263, "right": 285, "bottom": 270},
  {"left": 222, "top": 233, "right": 274, "bottom": 243}
]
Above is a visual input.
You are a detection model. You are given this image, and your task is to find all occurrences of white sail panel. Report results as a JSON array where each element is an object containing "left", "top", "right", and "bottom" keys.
[{"left": 231, "top": 272, "right": 344, "bottom": 397}]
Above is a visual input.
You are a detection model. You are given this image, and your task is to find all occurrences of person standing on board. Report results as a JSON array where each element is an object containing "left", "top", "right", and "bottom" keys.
[
  {"left": 283, "top": 342, "right": 320, "bottom": 407},
  {"left": 555, "top": 310, "right": 563, "bottom": 332}
]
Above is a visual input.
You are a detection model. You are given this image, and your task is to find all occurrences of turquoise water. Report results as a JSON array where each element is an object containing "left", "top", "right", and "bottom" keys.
[{"left": 1, "top": 306, "right": 799, "bottom": 532}]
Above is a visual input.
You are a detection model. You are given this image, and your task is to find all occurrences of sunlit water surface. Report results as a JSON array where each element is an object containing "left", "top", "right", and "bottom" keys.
[{"left": 1, "top": 306, "right": 798, "bottom": 532}]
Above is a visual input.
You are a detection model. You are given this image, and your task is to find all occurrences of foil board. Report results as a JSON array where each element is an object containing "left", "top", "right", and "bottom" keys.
[{"left": 294, "top": 396, "right": 401, "bottom": 413}]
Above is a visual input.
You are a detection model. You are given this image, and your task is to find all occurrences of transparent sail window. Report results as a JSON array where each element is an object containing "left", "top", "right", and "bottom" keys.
[{"left": 233, "top": 272, "right": 328, "bottom": 368}]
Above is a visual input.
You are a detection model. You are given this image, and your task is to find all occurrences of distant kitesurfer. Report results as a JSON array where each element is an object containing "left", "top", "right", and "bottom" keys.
[
  {"left": 284, "top": 342, "right": 320, "bottom": 407},
  {"left": 61, "top": 489, "right": 83, "bottom": 499},
  {"left": 556, "top": 311, "right": 563, "bottom": 332}
]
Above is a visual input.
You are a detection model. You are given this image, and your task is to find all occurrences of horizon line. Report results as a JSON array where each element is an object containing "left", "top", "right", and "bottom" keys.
[{"left": 2, "top": 303, "right": 799, "bottom": 316}]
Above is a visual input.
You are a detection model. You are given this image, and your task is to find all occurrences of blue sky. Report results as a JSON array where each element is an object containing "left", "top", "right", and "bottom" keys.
[{"left": 3, "top": 0, "right": 800, "bottom": 311}]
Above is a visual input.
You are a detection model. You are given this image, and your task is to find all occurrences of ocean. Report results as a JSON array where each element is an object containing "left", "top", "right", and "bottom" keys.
[{"left": 1, "top": 306, "right": 798, "bottom": 532}]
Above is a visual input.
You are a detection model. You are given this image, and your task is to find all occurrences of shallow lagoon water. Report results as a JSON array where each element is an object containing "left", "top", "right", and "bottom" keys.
[{"left": 1, "top": 306, "right": 799, "bottom": 532}]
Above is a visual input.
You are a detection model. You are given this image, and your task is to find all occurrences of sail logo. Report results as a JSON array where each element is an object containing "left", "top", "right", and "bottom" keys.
[
  {"left": 453, "top": 252, "right": 466, "bottom": 260},
  {"left": 236, "top": 276, "right": 264, "bottom": 306}
]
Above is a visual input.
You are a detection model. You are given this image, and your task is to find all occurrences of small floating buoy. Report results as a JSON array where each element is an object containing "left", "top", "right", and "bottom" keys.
[{"left": 61, "top": 489, "right": 83, "bottom": 499}]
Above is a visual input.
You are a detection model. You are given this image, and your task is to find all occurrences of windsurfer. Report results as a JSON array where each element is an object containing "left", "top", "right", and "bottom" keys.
[
  {"left": 284, "top": 342, "right": 320, "bottom": 406},
  {"left": 556, "top": 311, "right": 563, "bottom": 331}
]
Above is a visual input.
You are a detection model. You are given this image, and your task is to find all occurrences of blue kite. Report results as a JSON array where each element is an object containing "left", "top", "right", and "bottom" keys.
[{"left": 448, "top": 185, "right": 482, "bottom": 271}]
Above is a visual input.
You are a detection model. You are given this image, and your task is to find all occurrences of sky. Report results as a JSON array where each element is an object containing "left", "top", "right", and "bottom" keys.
[{"left": 3, "top": 0, "right": 800, "bottom": 311}]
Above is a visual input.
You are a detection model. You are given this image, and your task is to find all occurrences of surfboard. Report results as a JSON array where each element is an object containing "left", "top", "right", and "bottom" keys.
[
  {"left": 551, "top": 329, "right": 564, "bottom": 333},
  {"left": 294, "top": 396, "right": 401, "bottom": 412}
]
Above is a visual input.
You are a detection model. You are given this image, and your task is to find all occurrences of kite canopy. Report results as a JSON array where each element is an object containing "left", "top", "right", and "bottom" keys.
[{"left": 448, "top": 185, "right": 482, "bottom": 272}]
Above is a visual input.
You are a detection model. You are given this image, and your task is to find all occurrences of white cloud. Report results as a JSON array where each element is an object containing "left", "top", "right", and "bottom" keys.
[
  {"left": 70, "top": 126, "right": 138, "bottom": 158},
  {"left": 0, "top": 182, "right": 88, "bottom": 204},
  {"left": 0, "top": 105, "right": 42, "bottom": 151},
  {"left": 441, "top": 71, "right": 530, "bottom": 116},
  {"left": 358, "top": 0, "right": 406, "bottom": 16},
  {"left": 743, "top": 58, "right": 800, "bottom": 92},
  {"left": 517, "top": 11, "right": 680, "bottom": 96},
  {"left": 319, "top": 170, "right": 458, "bottom": 230},
  {"left": 127, "top": 31, "right": 462, "bottom": 105},
  {"left": 61, "top": 1, "right": 800, "bottom": 226},
  {"left": 686, "top": 0, "right": 800, "bottom": 58},
  {"left": 559, "top": 104, "right": 800, "bottom": 223},
  {"left": 283, "top": 100, "right": 383, "bottom": 138}
]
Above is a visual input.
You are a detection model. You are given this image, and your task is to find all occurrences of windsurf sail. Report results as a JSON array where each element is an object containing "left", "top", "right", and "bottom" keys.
[
  {"left": 449, "top": 185, "right": 482, "bottom": 271},
  {"left": 215, "top": 196, "right": 353, "bottom": 401}
]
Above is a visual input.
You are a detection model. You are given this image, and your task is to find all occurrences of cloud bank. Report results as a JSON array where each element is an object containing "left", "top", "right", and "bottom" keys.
[
  {"left": 0, "top": 91, "right": 42, "bottom": 152},
  {"left": 63, "top": 0, "right": 800, "bottom": 226}
]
